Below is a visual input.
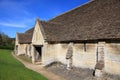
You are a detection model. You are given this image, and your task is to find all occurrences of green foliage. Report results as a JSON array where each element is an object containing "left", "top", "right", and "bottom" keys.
[
  {"left": 0, "top": 32, "right": 15, "bottom": 50},
  {"left": 0, "top": 49, "right": 48, "bottom": 80}
]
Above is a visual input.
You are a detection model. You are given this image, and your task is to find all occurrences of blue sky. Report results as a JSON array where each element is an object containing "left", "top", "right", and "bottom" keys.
[{"left": 0, "top": 0, "right": 90, "bottom": 38}]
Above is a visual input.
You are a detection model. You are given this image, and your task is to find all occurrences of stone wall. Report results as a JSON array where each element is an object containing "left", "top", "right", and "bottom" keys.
[
  {"left": 17, "top": 44, "right": 27, "bottom": 55},
  {"left": 26, "top": 44, "right": 31, "bottom": 57},
  {"left": 43, "top": 43, "right": 97, "bottom": 69},
  {"left": 39, "top": 41, "right": 120, "bottom": 75},
  {"left": 73, "top": 43, "right": 97, "bottom": 69},
  {"left": 42, "top": 43, "right": 58, "bottom": 65},
  {"left": 105, "top": 42, "right": 120, "bottom": 74},
  {"left": 57, "top": 44, "right": 68, "bottom": 64}
]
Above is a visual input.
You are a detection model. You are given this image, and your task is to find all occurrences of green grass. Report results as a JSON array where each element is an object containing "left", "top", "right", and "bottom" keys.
[{"left": 0, "top": 49, "right": 48, "bottom": 80}]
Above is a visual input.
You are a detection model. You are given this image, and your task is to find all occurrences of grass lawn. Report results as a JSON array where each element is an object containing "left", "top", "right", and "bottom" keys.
[{"left": 0, "top": 49, "right": 48, "bottom": 80}]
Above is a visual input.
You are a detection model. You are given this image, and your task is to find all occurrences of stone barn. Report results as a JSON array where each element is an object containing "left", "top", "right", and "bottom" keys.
[
  {"left": 15, "top": 28, "right": 34, "bottom": 57},
  {"left": 16, "top": 0, "right": 120, "bottom": 75}
]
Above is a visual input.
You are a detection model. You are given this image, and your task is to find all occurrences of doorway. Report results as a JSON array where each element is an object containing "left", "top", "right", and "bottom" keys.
[{"left": 34, "top": 45, "right": 42, "bottom": 62}]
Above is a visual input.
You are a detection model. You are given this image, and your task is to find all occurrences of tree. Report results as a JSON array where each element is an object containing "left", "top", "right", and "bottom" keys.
[
  {"left": 0, "top": 31, "right": 15, "bottom": 49},
  {"left": 0, "top": 33, "right": 2, "bottom": 45}
]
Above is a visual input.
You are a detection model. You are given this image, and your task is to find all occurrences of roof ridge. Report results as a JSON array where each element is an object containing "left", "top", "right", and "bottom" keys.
[
  {"left": 48, "top": 0, "right": 94, "bottom": 22},
  {"left": 37, "top": 18, "right": 63, "bottom": 26},
  {"left": 25, "top": 27, "right": 34, "bottom": 33},
  {"left": 39, "top": 19, "right": 63, "bottom": 26}
]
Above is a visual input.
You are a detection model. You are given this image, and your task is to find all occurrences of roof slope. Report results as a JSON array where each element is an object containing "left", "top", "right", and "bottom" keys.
[
  {"left": 17, "top": 33, "right": 33, "bottom": 44},
  {"left": 25, "top": 27, "right": 34, "bottom": 33},
  {"left": 46, "top": 0, "right": 120, "bottom": 42},
  {"left": 17, "top": 28, "right": 34, "bottom": 44},
  {"left": 39, "top": 20, "right": 66, "bottom": 42}
]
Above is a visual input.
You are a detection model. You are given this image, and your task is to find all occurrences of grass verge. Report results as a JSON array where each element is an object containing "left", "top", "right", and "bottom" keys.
[{"left": 0, "top": 49, "right": 48, "bottom": 80}]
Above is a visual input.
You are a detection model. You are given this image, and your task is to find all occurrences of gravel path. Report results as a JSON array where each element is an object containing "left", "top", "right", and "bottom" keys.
[{"left": 12, "top": 53, "right": 66, "bottom": 80}]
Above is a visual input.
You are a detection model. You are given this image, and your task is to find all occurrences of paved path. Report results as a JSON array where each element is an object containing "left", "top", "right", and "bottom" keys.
[{"left": 12, "top": 53, "right": 66, "bottom": 80}]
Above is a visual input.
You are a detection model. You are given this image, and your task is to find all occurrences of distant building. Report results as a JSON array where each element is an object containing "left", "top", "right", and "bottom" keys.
[{"left": 15, "top": 28, "right": 34, "bottom": 57}]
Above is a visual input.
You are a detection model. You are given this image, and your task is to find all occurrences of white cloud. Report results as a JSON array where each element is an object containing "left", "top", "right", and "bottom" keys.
[
  {"left": 0, "top": 17, "right": 35, "bottom": 28},
  {"left": 0, "top": 0, "right": 36, "bottom": 28}
]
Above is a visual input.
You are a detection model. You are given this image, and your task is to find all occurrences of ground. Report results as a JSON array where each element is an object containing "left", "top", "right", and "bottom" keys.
[
  {"left": 0, "top": 49, "right": 47, "bottom": 80},
  {"left": 46, "top": 62, "right": 120, "bottom": 80},
  {"left": 12, "top": 51, "right": 66, "bottom": 80},
  {"left": 10, "top": 51, "right": 120, "bottom": 80},
  {"left": 1, "top": 49, "right": 120, "bottom": 80}
]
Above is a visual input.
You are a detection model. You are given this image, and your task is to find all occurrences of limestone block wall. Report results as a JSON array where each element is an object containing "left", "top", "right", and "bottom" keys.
[
  {"left": 105, "top": 42, "right": 120, "bottom": 74},
  {"left": 42, "top": 43, "right": 58, "bottom": 65},
  {"left": 54, "top": 43, "right": 97, "bottom": 69},
  {"left": 26, "top": 44, "right": 31, "bottom": 57},
  {"left": 73, "top": 43, "right": 97, "bottom": 69},
  {"left": 42, "top": 41, "right": 120, "bottom": 75},
  {"left": 15, "top": 36, "right": 19, "bottom": 54},
  {"left": 57, "top": 44, "right": 68, "bottom": 64},
  {"left": 17, "top": 44, "right": 27, "bottom": 55}
]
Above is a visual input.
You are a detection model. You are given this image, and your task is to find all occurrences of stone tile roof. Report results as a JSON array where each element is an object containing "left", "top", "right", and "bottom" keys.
[
  {"left": 45, "top": 0, "right": 120, "bottom": 42},
  {"left": 38, "top": 20, "right": 64, "bottom": 42},
  {"left": 25, "top": 27, "right": 34, "bottom": 33},
  {"left": 17, "top": 0, "right": 120, "bottom": 43},
  {"left": 17, "top": 28, "right": 34, "bottom": 44}
]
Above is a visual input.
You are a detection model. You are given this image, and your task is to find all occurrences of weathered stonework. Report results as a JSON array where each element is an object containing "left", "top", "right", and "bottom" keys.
[
  {"left": 41, "top": 41, "right": 120, "bottom": 75},
  {"left": 73, "top": 43, "right": 97, "bottom": 69},
  {"left": 105, "top": 42, "right": 120, "bottom": 74}
]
